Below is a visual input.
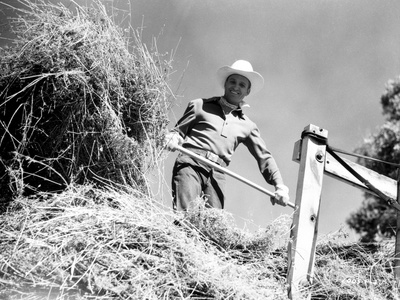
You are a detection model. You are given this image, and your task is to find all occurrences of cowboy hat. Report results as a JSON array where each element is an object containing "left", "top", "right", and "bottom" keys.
[{"left": 217, "top": 60, "right": 264, "bottom": 95}]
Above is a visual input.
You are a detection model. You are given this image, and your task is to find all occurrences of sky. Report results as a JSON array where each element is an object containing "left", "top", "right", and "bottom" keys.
[{"left": 2, "top": 0, "right": 400, "bottom": 240}]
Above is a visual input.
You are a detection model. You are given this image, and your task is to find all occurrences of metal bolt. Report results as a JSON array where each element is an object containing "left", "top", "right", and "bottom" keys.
[{"left": 315, "top": 151, "right": 324, "bottom": 163}]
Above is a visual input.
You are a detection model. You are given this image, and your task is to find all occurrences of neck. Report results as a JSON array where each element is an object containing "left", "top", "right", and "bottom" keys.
[{"left": 220, "top": 97, "right": 239, "bottom": 110}]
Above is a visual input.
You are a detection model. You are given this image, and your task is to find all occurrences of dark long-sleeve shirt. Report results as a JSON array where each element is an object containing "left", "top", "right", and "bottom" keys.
[{"left": 172, "top": 96, "right": 284, "bottom": 186}]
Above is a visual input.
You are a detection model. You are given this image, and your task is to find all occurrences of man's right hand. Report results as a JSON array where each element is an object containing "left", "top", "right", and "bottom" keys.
[{"left": 164, "top": 132, "right": 184, "bottom": 152}]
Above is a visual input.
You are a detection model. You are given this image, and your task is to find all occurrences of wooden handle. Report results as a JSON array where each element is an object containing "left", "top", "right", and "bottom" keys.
[{"left": 176, "top": 145, "right": 295, "bottom": 209}]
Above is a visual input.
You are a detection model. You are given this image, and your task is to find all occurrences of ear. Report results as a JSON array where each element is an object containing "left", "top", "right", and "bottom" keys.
[{"left": 246, "top": 87, "right": 251, "bottom": 96}]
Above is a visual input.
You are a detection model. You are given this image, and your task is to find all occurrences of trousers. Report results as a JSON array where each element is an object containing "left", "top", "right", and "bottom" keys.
[{"left": 172, "top": 152, "right": 226, "bottom": 210}]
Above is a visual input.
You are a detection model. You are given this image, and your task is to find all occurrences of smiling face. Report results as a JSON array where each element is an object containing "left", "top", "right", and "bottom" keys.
[{"left": 223, "top": 74, "right": 251, "bottom": 105}]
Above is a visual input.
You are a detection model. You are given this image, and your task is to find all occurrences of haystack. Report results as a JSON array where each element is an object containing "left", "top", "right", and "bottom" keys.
[
  {"left": 0, "top": 186, "right": 291, "bottom": 299},
  {"left": 1, "top": 184, "right": 399, "bottom": 300},
  {"left": 0, "top": 0, "right": 172, "bottom": 206}
]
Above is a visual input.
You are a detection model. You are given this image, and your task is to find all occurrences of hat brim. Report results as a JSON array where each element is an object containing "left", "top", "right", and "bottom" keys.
[{"left": 217, "top": 66, "right": 264, "bottom": 95}]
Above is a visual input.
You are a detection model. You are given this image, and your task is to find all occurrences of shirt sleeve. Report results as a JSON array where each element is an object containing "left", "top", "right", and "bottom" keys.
[
  {"left": 244, "top": 124, "right": 284, "bottom": 187},
  {"left": 171, "top": 100, "right": 198, "bottom": 137}
]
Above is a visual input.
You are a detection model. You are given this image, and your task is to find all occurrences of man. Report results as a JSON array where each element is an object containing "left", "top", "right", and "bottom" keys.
[{"left": 165, "top": 60, "right": 289, "bottom": 211}]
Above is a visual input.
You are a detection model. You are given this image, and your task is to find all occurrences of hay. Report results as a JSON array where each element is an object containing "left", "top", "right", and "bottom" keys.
[
  {"left": 2, "top": 185, "right": 400, "bottom": 299},
  {"left": 310, "top": 233, "right": 400, "bottom": 300},
  {"left": 0, "top": 0, "right": 173, "bottom": 201},
  {"left": 0, "top": 185, "right": 290, "bottom": 300},
  {"left": 182, "top": 197, "right": 291, "bottom": 263}
]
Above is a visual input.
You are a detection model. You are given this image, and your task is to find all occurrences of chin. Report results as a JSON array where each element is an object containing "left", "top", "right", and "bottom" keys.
[
  {"left": 226, "top": 96, "right": 241, "bottom": 105},
  {"left": 230, "top": 99, "right": 242, "bottom": 105}
]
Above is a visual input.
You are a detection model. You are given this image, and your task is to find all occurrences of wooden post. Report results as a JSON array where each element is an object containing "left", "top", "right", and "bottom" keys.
[
  {"left": 395, "top": 171, "right": 400, "bottom": 285},
  {"left": 287, "top": 124, "right": 328, "bottom": 300}
]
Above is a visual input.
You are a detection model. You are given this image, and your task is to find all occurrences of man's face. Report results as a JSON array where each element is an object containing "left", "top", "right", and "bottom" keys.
[{"left": 223, "top": 74, "right": 251, "bottom": 105}]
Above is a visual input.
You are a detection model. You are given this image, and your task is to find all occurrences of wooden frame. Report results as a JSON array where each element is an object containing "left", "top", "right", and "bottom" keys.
[{"left": 288, "top": 124, "right": 399, "bottom": 299}]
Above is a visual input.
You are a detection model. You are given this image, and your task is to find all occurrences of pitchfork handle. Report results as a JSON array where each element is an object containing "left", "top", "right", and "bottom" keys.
[{"left": 176, "top": 145, "right": 296, "bottom": 209}]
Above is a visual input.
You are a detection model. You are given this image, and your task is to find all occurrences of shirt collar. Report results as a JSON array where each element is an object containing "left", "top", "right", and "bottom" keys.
[
  {"left": 219, "top": 97, "right": 250, "bottom": 109},
  {"left": 218, "top": 97, "right": 246, "bottom": 119}
]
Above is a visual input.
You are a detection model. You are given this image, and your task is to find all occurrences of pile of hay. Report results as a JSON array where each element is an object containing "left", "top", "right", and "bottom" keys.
[
  {"left": 0, "top": 185, "right": 291, "bottom": 300},
  {"left": 1, "top": 185, "right": 400, "bottom": 300},
  {"left": 312, "top": 235, "right": 400, "bottom": 299},
  {"left": 0, "top": 0, "right": 172, "bottom": 204}
]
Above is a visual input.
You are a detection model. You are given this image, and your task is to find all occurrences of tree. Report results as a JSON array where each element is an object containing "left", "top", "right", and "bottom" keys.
[{"left": 347, "top": 77, "right": 400, "bottom": 242}]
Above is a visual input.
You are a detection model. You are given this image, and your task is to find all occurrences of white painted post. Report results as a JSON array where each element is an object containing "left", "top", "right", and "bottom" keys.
[
  {"left": 395, "top": 172, "right": 400, "bottom": 284},
  {"left": 287, "top": 124, "right": 328, "bottom": 300}
]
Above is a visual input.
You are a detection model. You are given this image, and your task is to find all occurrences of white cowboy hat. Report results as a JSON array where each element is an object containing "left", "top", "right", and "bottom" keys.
[{"left": 217, "top": 60, "right": 264, "bottom": 95}]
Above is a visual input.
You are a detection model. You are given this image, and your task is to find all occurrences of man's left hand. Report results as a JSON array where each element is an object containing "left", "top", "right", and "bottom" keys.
[{"left": 270, "top": 184, "right": 290, "bottom": 207}]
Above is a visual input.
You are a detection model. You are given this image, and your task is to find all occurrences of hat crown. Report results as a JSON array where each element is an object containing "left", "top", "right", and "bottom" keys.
[{"left": 230, "top": 60, "right": 254, "bottom": 72}]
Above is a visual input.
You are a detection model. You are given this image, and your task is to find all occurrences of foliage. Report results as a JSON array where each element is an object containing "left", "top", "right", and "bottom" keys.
[
  {"left": 347, "top": 77, "right": 400, "bottom": 242},
  {"left": 0, "top": 0, "right": 172, "bottom": 206}
]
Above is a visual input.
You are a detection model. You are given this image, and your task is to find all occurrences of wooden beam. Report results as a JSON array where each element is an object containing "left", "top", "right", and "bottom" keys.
[
  {"left": 288, "top": 124, "right": 328, "bottom": 300},
  {"left": 324, "top": 152, "right": 397, "bottom": 199},
  {"left": 293, "top": 144, "right": 397, "bottom": 200}
]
